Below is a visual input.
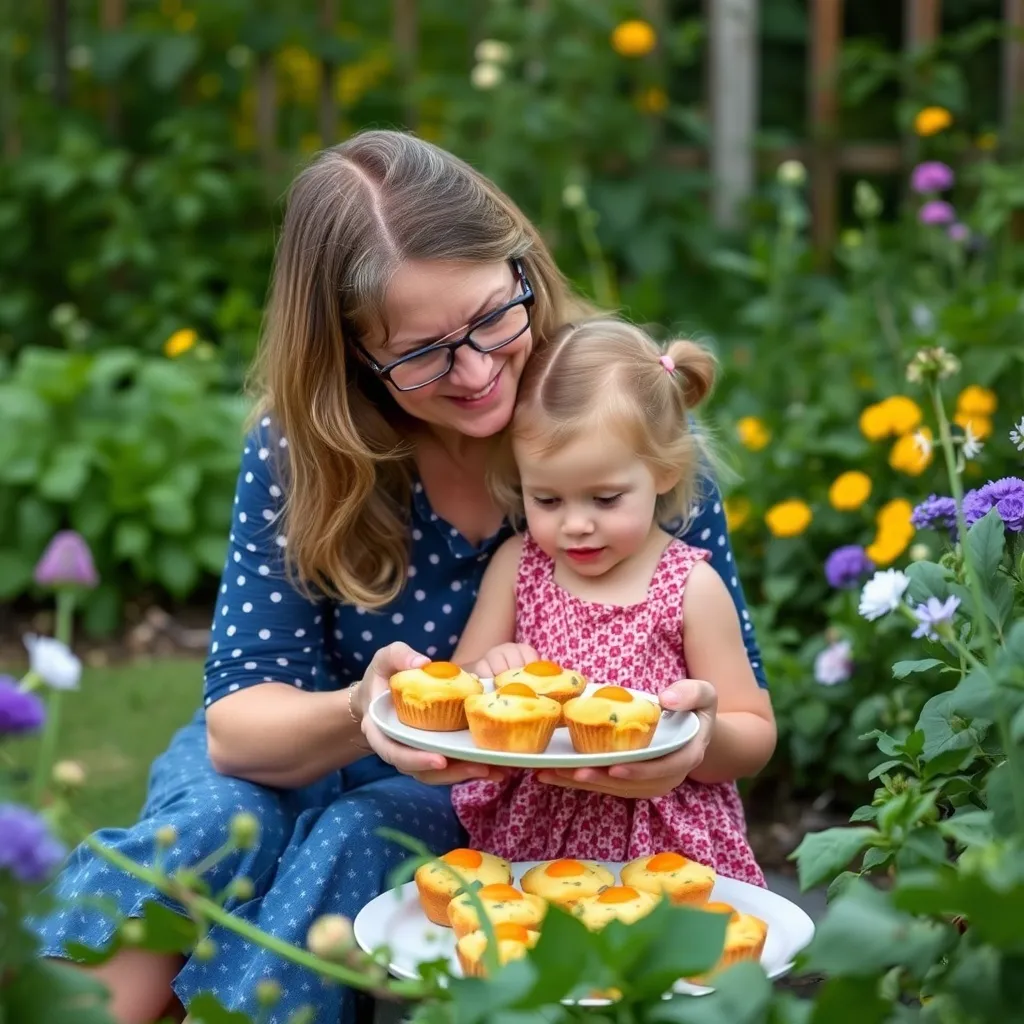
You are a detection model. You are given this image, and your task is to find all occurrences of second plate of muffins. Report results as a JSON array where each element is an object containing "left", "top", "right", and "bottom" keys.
[{"left": 370, "top": 665, "right": 700, "bottom": 768}]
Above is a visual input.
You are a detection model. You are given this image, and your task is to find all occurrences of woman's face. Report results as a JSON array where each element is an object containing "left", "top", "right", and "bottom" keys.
[{"left": 364, "top": 260, "right": 533, "bottom": 440}]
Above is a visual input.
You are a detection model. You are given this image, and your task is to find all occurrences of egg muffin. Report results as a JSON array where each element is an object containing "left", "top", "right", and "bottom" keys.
[
  {"left": 571, "top": 885, "right": 660, "bottom": 931},
  {"left": 447, "top": 882, "right": 548, "bottom": 939},
  {"left": 620, "top": 852, "right": 716, "bottom": 906},
  {"left": 686, "top": 902, "right": 768, "bottom": 981},
  {"left": 455, "top": 922, "right": 540, "bottom": 978},
  {"left": 464, "top": 683, "right": 561, "bottom": 753},
  {"left": 389, "top": 661, "right": 483, "bottom": 731},
  {"left": 519, "top": 858, "right": 616, "bottom": 909},
  {"left": 414, "top": 848, "right": 512, "bottom": 926},
  {"left": 494, "top": 660, "right": 587, "bottom": 715},
  {"left": 562, "top": 685, "right": 661, "bottom": 753}
]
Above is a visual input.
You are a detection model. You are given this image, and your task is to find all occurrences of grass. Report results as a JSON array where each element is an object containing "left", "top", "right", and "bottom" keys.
[{"left": 5, "top": 658, "right": 204, "bottom": 828}]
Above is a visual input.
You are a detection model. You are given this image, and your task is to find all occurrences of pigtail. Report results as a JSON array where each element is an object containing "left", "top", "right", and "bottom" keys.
[{"left": 663, "top": 338, "right": 717, "bottom": 409}]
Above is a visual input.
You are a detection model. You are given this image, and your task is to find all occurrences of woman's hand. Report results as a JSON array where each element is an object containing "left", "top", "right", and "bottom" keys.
[
  {"left": 535, "top": 678, "right": 718, "bottom": 799},
  {"left": 353, "top": 642, "right": 507, "bottom": 786},
  {"left": 469, "top": 643, "right": 540, "bottom": 678}
]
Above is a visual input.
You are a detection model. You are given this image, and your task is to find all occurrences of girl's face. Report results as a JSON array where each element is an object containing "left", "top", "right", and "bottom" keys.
[
  {"left": 364, "top": 259, "right": 533, "bottom": 441},
  {"left": 514, "top": 427, "right": 673, "bottom": 579}
]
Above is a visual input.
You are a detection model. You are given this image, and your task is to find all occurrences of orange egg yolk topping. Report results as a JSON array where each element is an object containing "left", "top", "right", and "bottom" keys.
[
  {"left": 524, "top": 660, "right": 562, "bottom": 676},
  {"left": 597, "top": 886, "right": 640, "bottom": 904},
  {"left": 703, "top": 901, "right": 739, "bottom": 920},
  {"left": 423, "top": 661, "right": 461, "bottom": 679},
  {"left": 442, "top": 848, "right": 483, "bottom": 869},
  {"left": 545, "top": 858, "right": 585, "bottom": 877},
  {"left": 495, "top": 922, "right": 531, "bottom": 943},
  {"left": 498, "top": 683, "right": 537, "bottom": 698},
  {"left": 647, "top": 852, "right": 688, "bottom": 873},
  {"left": 479, "top": 884, "right": 523, "bottom": 901},
  {"left": 592, "top": 685, "right": 633, "bottom": 702}
]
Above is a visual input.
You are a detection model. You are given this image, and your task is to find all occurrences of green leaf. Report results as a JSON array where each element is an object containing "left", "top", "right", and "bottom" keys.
[
  {"left": 449, "top": 964, "right": 539, "bottom": 1024},
  {"left": 860, "top": 729, "right": 903, "bottom": 757},
  {"left": 916, "top": 691, "right": 986, "bottom": 761},
  {"left": 149, "top": 34, "right": 200, "bottom": 90},
  {"left": 867, "top": 759, "right": 903, "bottom": 781},
  {"left": 113, "top": 520, "right": 151, "bottom": 560},
  {"left": 808, "top": 976, "right": 891, "bottom": 1024},
  {"left": 186, "top": 992, "right": 252, "bottom": 1024},
  {"left": 986, "top": 762, "right": 1020, "bottom": 837},
  {"left": 0, "top": 548, "right": 35, "bottom": 599},
  {"left": 516, "top": 905, "right": 590, "bottom": 1005},
  {"left": 39, "top": 443, "right": 93, "bottom": 501},
  {"left": 826, "top": 870, "right": 859, "bottom": 904},
  {"left": 849, "top": 804, "right": 880, "bottom": 822},
  {"left": 939, "top": 809, "right": 993, "bottom": 847},
  {"left": 921, "top": 745, "right": 977, "bottom": 780},
  {"left": 193, "top": 534, "right": 228, "bottom": 574},
  {"left": 965, "top": 506, "right": 1006, "bottom": 585},
  {"left": 905, "top": 561, "right": 955, "bottom": 604},
  {"left": 948, "top": 666, "right": 999, "bottom": 721},
  {"left": 790, "top": 827, "right": 879, "bottom": 890},
  {"left": 0, "top": 958, "right": 117, "bottom": 1024},
  {"left": 801, "top": 879, "right": 952, "bottom": 976},
  {"left": 791, "top": 699, "right": 829, "bottom": 737},
  {"left": 648, "top": 961, "right": 771, "bottom": 1023},
  {"left": 892, "top": 658, "right": 946, "bottom": 679},
  {"left": 154, "top": 542, "right": 198, "bottom": 597}
]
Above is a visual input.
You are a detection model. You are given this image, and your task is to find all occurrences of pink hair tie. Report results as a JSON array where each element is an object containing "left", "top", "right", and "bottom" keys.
[{"left": 659, "top": 354, "right": 675, "bottom": 374}]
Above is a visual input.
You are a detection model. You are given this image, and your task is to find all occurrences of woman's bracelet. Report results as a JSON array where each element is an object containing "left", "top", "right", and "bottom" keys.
[{"left": 347, "top": 681, "right": 363, "bottom": 729}]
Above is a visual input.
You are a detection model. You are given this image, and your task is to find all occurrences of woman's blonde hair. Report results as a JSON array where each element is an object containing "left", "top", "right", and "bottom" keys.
[
  {"left": 248, "top": 130, "right": 591, "bottom": 608},
  {"left": 492, "top": 318, "right": 717, "bottom": 525}
]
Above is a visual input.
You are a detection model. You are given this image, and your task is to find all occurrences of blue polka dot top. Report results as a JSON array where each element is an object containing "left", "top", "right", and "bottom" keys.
[{"left": 203, "top": 421, "right": 767, "bottom": 707}]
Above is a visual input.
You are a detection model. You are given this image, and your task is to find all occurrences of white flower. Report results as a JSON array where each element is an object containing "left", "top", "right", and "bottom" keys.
[
  {"left": 474, "top": 39, "right": 512, "bottom": 65},
  {"left": 910, "top": 303, "right": 935, "bottom": 333},
  {"left": 858, "top": 569, "right": 911, "bottom": 621},
  {"left": 1010, "top": 416, "right": 1024, "bottom": 452},
  {"left": 470, "top": 62, "right": 503, "bottom": 89},
  {"left": 909, "top": 543, "right": 931, "bottom": 562},
  {"left": 562, "top": 183, "right": 586, "bottom": 209},
  {"left": 24, "top": 634, "right": 82, "bottom": 690},
  {"left": 814, "top": 639, "right": 853, "bottom": 686},
  {"left": 776, "top": 160, "right": 806, "bottom": 186},
  {"left": 961, "top": 422, "right": 984, "bottom": 461},
  {"left": 913, "top": 430, "right": 933, "bottom": 459}
]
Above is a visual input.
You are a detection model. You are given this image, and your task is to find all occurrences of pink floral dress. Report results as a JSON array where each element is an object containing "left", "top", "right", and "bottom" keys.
[{"left": 451, "top": 533, "right": 766, "bottom": 886}]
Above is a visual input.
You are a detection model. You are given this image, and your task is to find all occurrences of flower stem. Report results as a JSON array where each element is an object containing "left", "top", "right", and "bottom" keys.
[
  {"left": 31, "top": 591, "right": 76, "bottom": 804},
  {"left": 84, "top": 836, "right": 437, "bottom": 1001},
  {"left": 573, "top": 205, "right": 617, "bottom": 310}
]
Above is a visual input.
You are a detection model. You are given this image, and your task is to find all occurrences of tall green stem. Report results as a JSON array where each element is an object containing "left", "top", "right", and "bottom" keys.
[{"left": 31, "top": 590, "right": 76, "bottom": 804}]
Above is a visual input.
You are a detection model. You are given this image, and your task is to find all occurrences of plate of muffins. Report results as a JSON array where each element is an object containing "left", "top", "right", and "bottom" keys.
[
  {"left": 352, "top": 847, "right": 816, "bottom": 1003},
  {"left": 370, "top": 659, "right": 700, "bottom": 768}
]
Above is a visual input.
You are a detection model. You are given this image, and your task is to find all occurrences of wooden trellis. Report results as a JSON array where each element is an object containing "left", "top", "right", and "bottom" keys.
[{"left": 32, "top": 0, "right": 1024, "bottom": 252}]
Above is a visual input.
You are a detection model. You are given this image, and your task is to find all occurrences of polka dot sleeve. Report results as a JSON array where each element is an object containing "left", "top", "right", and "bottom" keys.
[
  {"left": 203, "top": 423, "right": 325, "bottom": 707},
  {"left": 681, "top": 478, "right": 768, "bottom": 689}
]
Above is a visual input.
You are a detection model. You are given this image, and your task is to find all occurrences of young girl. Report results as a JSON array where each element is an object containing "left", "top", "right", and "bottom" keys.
[{"left": 451, "top": 319, "right": 776, "bottom": 885}]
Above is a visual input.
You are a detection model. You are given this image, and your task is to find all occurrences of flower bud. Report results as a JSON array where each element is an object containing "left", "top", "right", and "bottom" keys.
[
  {"left": 228, "top": 876, "right": 255, "bottom": 902},
  {"left": 34, "top": 531, "right": 99, "bottom": 590},
  {"left": 776, "top": 159, "right": 806, "bottom": 186},
  {"left": 52, "top": 760, "right": 86, "bottom": 789},
  {"left": 306, "top": 914, "right": 355, "bottom": 960},
  {"left": 194, "top": 937, "right": 217, "bottom": 961},
  {"left": 155, "top": 825, "right": 178, "bottom": 849},
  {"left": 561, "top": 183, "right": 586, "bottom": 209},
  {"left": 854, "top": 180, "right": 883, "bottom": 219},
  {"left": 909, "top": 543, "right": 931, "bottom": 562},
  {"left": 120, "top": 919, "right": 146, "bottom": 945},
  {"left": 474, "top": 39, "right": 512, "bottom": 65},
  {"left": 256, "top": 979, "right": 282, "bottom": 1006},
  {"left": 229, "top": 812, "right": 260, "bottom": 850},
  {"left": 470, "top": 62, "right": 503, "bottom": 89}
]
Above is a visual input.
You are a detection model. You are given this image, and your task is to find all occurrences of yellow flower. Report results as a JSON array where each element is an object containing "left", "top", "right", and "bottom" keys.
[
  {"left": 635, "top": 86, "right": 668, "bottom": 113},
  {"left": 277, "top": 45, "right": 320, "bottom": 105},
  {"left": 724, "top": 497, "right": 751, "bottom": 532},
  {"left": 859, "top": 396, "right": 922, "bottom": 441},
  {"left": 299, "top": 133, "right": 323, "bottom": 154},
  {"left": 765, "top": 500, "right": 812, "bottom": 538},
  {"left": 889, "top": 428, "right": 933, "bottom": 476},
  {"left": 736, "top": 416, "right": 770, "bottom": 451},
  {"left": 914, "top": 106, "right": 953, "bottom": 137},
  {"left": 336, "top": 49, "right": 391, "bottom": 107},
  {"left": 953, "top": 412, "right": 992, "bottom": 440},
  {"left": 828, "top": 471, "right": 872, "bottom": 511},
  {"left": 611, "top": 19, "right": 657, "bottom": 58},
  {"left": 866, "top": 522, "right": 914, "bottom": 566},
  {"left": 955, "top": 385, "right": 997, "bottom": 417},
  {"left": 977, "top": 131, "right": 998, "bottom": 151},
  {"left": 859, "top": 402, "right": 892, "bottom": 441},
  {"left": 877, "top": 498, "right": 914, "bottom": 530},
  {"left": 164, "top": 328, "right": 198, "bottom": 358}
]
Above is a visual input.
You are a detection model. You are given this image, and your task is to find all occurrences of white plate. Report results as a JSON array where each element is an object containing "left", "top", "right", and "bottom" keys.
[
  {"left": 353, "top": 860, "right": 816, "bottom": 1004},
  {"left": 369, "top": 680, "right": 699, "bottom": 769}
]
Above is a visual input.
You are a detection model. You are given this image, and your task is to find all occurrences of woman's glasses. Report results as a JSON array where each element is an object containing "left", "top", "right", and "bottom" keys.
[{"left": 356, "top": 260, "right": 534, "bottom": 391}]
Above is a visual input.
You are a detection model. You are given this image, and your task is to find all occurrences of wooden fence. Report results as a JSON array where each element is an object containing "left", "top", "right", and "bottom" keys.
[{"left": 35, "top": 0, "right": 1024, "bottom": 252}]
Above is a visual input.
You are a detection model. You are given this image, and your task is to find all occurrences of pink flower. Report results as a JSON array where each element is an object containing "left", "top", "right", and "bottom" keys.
[
  {"left": 910, "top": 161, "right": 954, "bottom": 194},
  {"left": 34, "top": 531, "right": 98, "bottom": 589},
  {"left": 948, "top": 222, "right": 969, "bottom": 242},
  {"left": 919, "top": 200, "right": 956, "bottom": 226}
]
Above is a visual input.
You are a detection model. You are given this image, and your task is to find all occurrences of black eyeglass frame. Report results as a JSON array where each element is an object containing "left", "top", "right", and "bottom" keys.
[{"left": 352, "top": 259, "right": 535, "bottom": 392}]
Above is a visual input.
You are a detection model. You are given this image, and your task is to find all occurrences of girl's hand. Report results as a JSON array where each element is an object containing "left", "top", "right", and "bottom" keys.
[
  {"left": 535, "top": 678, "right": 717, "bottom": 799},
  {"left": 470, "top": 643, "right": 541, "bottom": 678},
  {"left": 353, "top": 642, "right": 506, "bottom": 786}
]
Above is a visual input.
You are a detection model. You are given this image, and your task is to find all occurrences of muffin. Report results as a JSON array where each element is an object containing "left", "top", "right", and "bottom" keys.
[
  {"left": 562, "top": 686, "right": 661, "bottom": 754},
  {"left": 447, "top": 882, "right": 547, "bottom": 939},
  {"left": 520, "top": 858, "right": 616, "bottom": 909},
  {"left": 389, "top": 661, "right": 483, "bottom": 731},
  {"left": 620, "top": 852, "right": 716, "bottom": 906},
  {"left": 494, "top": 660, "right": 587, "bottom": 713},
  {"left": 414, "top": 848, "right": 512, "bottom": 926},
  {"left": 455, "top": 922, "right": 540, "bottom": 978},
  {"left": 687, "top": 902, "right": 768, "bottom": 981},
  {"left": 464, "top": 683, "right": 561, "bottom": 753},
  {"left": 571, "top": 885, "right": 659, "bottom": 931}
]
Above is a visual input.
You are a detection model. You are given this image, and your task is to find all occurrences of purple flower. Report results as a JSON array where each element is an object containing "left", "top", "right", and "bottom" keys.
[
  {"left": 963, "top": 477, "right": 1024, "bottom": 532},
  {"left": 919, "top": 200, "right": 956, "bottom": 226},
  {"left": 911, "top": 595, "right": 961, "bottom": 640},
  {"left": 825, "top": 545, "right": 874, "bottom": 589},
  {"left": 911, "top": 161, "right": 954, "bottom": 194},
  {"left": 0, "top": 677, "right": 45, "bottom": 734},
  {"left": 814, "top": 639, "right": 854, "bottom": 685},
  {"left": 912, "top": 494, "right": 958, "bottom": 534},
  {"left": 34, "top": 531, "right": 98, "bottom": 589},
  {"left": 948, "top": 223, "right": 969, "bottom": 242},
  {"left": 0, "top": 804, "right": 66, "bottom": 883}
]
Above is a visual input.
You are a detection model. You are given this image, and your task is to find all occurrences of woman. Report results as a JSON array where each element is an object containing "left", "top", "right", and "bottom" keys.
[{"left": 37, "top": 130, "right": 768, "bottom": 1024}]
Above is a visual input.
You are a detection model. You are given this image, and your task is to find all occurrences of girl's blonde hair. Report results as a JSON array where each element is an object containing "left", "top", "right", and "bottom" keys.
[
  {"left": 493, "top": 318, "right": 717, "bottom": 525},
  {"left": 248, "top": 130, "right": 593, "bottom": 608}
]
